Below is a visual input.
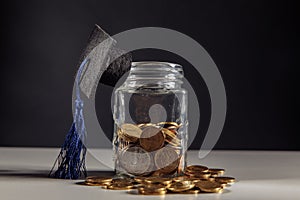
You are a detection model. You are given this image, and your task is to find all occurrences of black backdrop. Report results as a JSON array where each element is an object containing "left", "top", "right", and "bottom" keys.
[{"left": 0, "top": 0, "right": 298, "bottom": 150}]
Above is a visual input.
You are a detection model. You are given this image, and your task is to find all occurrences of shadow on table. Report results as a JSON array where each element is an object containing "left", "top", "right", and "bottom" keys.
[{"left": 0, "top": 170, "right": 115, "bottom": 179}]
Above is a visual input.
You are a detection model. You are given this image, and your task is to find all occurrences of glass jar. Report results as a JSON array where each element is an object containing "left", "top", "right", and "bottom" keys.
[{"left": 113, "top": 61, "right": 188, "bottom": 177}]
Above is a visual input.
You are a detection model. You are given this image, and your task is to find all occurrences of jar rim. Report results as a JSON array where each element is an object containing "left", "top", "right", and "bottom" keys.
[{"left": 131, "top": 61, "right": 183, "bottom": 73}]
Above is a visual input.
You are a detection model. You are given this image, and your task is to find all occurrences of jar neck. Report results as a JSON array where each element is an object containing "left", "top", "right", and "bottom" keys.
[{"left": 124, "top": 61, "right": 184, "bottom": 89}]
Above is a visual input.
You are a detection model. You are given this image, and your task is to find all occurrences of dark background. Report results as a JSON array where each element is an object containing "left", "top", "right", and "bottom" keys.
[{"left": 0, "top": 0, "right": 298, "bottom": 150}]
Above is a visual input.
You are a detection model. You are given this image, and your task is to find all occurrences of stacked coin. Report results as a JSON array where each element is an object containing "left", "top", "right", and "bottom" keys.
[
  {"left": 83, "top": 176, "right": 112, "bottom": 186},
  {"left": 80, "top": 164, "right": 236, "bottom": 196},
  {"left": 114, "top": 121, "right": 184, "bottom": 176}
]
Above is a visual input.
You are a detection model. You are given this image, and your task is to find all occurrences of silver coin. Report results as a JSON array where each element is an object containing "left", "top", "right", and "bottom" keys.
[{"left": 119, "top": 146, "right": 152, "bottom": 175}]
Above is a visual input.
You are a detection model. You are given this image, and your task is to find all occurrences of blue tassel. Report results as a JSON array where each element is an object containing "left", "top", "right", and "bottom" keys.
[{"left": 49, "top": 59, "right": 88, "bottom": 179}]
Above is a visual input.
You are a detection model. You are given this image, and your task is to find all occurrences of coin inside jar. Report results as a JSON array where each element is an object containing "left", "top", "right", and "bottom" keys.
[
  {"left": 154, "top": 146, "right": 180, "bottom": 174},
  {"left": 162, "top": 128, "right": 180, "bottom": 146},
  {"left": 140, "top": 126, "right": 165, "bottom": 152},
  {"left": 119, "top": 146, "right": 152, "bottom": 175},
  {"left": 120, "top": 123, "right": 142, "bottom": 142},
  {"left": 158, "top": 121, "right": 179, "bottom": 128}
]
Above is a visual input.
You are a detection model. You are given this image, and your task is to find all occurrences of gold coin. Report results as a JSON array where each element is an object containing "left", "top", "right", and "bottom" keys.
[
  {"left": 138, "top": 123, "right": 158, "bottom": 129},
  {"left": 185, "top": 170, "right": 211, "bottom": 179},
  {"left": 154, "top": 147, "right": 180, "bottom": 174},
  {"left": 207, "top": 177, "right": 216, "bottom": 182},
  {"left": 138, "top": 188, "right": 167, "bottom": 195},
  {"left": 166, "top": 139, "right": 180, "bottom": 147},
  {"left": 139, "top": 191, "right": 167, "bottom": 195},
  {"left": 208, "top": 168, "right": 225, "bottom": 176},
  {"left": 215, "top": 177, "right": 236, "bottom": 184},
  {"left": 218, "top": 182, "right": 229, "bottom": 188},
  {"left": 179, "top": 188, "right": 201, "bottom": 194},
  {"left": 195, "top": 180, "right": 223, "bottom": 193},
  {"left": 167, "top": 181, "right": 195, "bottom": 192},
  {"left": 138, "top": 190, "right": 167, "bottom": 195},
  {"left": 111, "top": 178, "right": 133, "bottom": 185},
  {"left": 137, "top": 123, "right": 145, "bottom": 128},
  {"left": 169, "top": 129, "right": 179, "bottom": 136},
  {"left": 157, "top": 122, "right": 179, "bottom": 127},
  {"left": 117, "top": 123, "right": 142, "bottom": 142},
  {"left": 150, "top": 170, "right": 165, "bottom": 177},
  {"left": 85, "top": 176, "right": 112, "bottom": 186},
  {"left": 138, "top": 183, "right": 167, "bottom": 195},
  {"left": 189, "top": 177, "right": 203, "bottom": 183},
  {"left": 166, "top": 125, "right": 179, "bottom": 130},
  {"left": 172, "top": 176, "right": 191, "bottom": 182},
  {"left": 86, "top": 182, "right": 110, "bottom": 186},
  {"left": 134, "top": 176, "right": 147, "bottom": 184},
  {"left": 117, "top": 128, "right": 134, "bottom": 144},
  {"left": 144, "top": 177, "right": 172, "bottom": 185},
  {"left": 119, "top": 146, "right": 152, "bottom": 175},
  {"left": 162, "top": 128, "right": 180, "bottom": 146},
  {"left": 106, "top": 183, "right": 134, "bottom": 190},
  {"left": 167, "top": 136, "right": 180, "bottom": 144},
  {"left": 172, "top": 176, "right": 199, "bottom": 183},
  {"left": 85, "top": 176, "right": 112, "bottom": 183},
  {"left": 162, "top": 128, "right": 177, "bottom": 138},
  {"left": 121, "top": 123, "right": 142, "bottom": 137},
  {"left": 76, "top": 181, "right": 109, "bottom": 186},
  {"left": 186, "top": 165, "right": 209, "bottom": 172},
  {"left": 138, "top": 184, "right": 167, "bottom": 192},
  {"left": 140, "top": 126, "right": 165, "bottom": 152}
]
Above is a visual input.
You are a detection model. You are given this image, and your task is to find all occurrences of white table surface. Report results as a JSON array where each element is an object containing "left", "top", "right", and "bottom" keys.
[{"left": 0, "top": 147, "right": 299, "bottom": 200}]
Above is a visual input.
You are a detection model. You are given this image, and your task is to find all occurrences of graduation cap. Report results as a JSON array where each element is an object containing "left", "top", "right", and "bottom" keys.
[{"left": 49, "top": 25, "right": 132, "bottom": 179}]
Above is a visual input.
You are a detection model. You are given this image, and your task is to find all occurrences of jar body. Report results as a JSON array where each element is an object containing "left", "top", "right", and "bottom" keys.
[{"left": 113, "top": 62, "right": 188, "bottom": 177}]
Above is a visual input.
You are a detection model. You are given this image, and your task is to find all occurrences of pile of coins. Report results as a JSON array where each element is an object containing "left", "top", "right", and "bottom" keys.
[
  {"left": 114, "top": 122, "right": 185, "bottom": 176},
  {"left": 80, "top": 165, "right": 236, "bottom": 195}
]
